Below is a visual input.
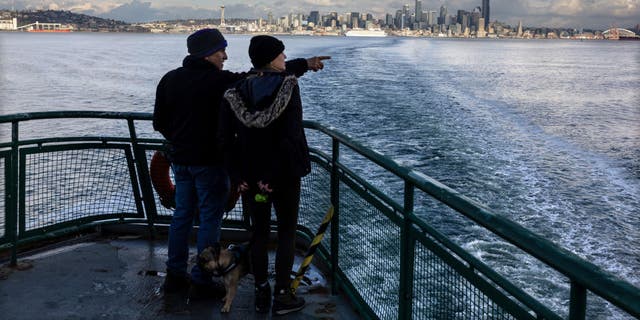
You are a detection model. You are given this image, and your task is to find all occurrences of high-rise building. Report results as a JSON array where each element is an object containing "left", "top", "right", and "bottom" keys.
[
  {"left": 280, "top": 16, "right": 289, "bottom": 28},
  {"left": 325, "top": 12, "right": 338, "bottom": 28},
  {"left": 457, "top": 10, "right": 469, "bottom": 32},
  {"left": 220, "top": 5, "right": 225, "bottom": 27},
  {"left": 351, "top": 12, "right": 360, "bottom": 28},
  {"left": 395, "top": 10, "right": 403, "bottom": 29},
  {"left": 415, "top": 0, "right": 422, "bottom": 22},
  {"left": 517, "top": 21, "right": 523, "bottom": 37},
  {"left": 308, "top": 11, "right": 320, "bottom": 26},
  {"left": 386, "top": 13, "right": 394, "bottom": 27},
  {"left": 342, "top": 13, "right": 351, "bottom": 26},
  {"left": 456, "top": 10, "right": 466, "bottom": 25},
  {"left": 427, "top": 10, "right": 437, "bottom": 26},
  {"left": 478, "top": 17, "right": 486, "bottom": 36},
  {"left": 402, "top": 4, "right": 410, "bottom": 27},
  {"left": 403, "top": 4, "right": 410, "bottom": 16},
  {"left": 482, "top": 0, "right": 490, "bottom": 29},
  {"left": 469, "top": 7, "right": 482, "bottom": 31},
  {"left": 438, "top": 5, "right": 447, "bottom": 25}
]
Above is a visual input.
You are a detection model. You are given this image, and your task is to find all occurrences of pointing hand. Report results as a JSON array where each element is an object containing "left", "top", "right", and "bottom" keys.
[{"left": 306, "top": 56, "right": 331, "bottom": 71}]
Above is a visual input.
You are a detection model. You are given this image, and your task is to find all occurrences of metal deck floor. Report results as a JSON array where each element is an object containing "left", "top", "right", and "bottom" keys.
[{"left": 0, "top": 234, "right": 360, "bottom": 320}]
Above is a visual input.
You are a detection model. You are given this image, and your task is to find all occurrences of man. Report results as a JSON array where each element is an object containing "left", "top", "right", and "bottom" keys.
[{"left": 153, "top": 28, "right": 329, "bottom": 302}]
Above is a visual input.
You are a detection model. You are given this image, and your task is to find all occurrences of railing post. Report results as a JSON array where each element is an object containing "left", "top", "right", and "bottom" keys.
[
  {"left": 127, "top": 119, "right": 157, "bottom": 238},
  {"left": 330, "top": 138, "right": 340, "bottom": 295},
  {"left": 398, "top": 181, "right": 416, "bottom": 320},
  {"left": 7, "top": 121, "right": 19, "bottom": 266},
  {"left": 569, "top": 280, "right": 587, "bottom": 320}
]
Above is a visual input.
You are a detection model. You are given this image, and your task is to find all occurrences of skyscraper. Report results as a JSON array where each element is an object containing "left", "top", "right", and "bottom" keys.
[
  {"left": 309, "top": 11, "right": 320, "bottom": 26},
  {"left": 351, "top": 12, "right": 360, "bottom": 28},
  {"left": 439, "top": 5, "right": 447, "bottom": 25},
  {"left": 428, "top": 11, "right": 437, "bottom": 26},
  {"left": 415, "top": 0, "right": 422, "bottom": 22},
  {"left": 220, "top": 6, "right": 225, "bottom": 27},
  {"left": 517, "top": 21, "right": 523, "bottom": 37},
  {"left": 482, "top": 0, "right": 490, "bottom": 29},
  {"left": 386, "top": 13, "right": 394, "bottom": 27}
]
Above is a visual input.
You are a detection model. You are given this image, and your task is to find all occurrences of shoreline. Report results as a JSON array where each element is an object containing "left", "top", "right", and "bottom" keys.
[{"left": 1, "top": 29, "right": 635, "bottom": 41}]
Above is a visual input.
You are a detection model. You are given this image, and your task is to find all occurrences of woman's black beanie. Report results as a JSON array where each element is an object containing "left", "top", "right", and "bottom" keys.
[
  {"left": 187, "top": 28, "right": 227, "bottom": 58},
  {"left": 248, "top": 35, "right": 285, "bottom": 68}
]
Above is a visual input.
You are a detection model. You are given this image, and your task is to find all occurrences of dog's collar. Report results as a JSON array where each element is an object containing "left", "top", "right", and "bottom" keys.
[
  {"left": 212, "top": 262, "right": 238, "bottom": 277},
  {"left": 212, "top": 245, "right": 244, "bottom": 277}
]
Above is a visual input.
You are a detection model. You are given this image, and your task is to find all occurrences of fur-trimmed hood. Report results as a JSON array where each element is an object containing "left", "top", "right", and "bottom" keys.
[{"left": 223, "top": 73, "right": 298, "bottom": 128}]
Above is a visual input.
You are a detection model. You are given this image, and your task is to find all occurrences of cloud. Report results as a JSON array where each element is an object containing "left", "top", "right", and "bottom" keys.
[
  {"left": 503, "top": 0, "right": 635, "bottom": 28},
  {"left": 0, "top": 0, "right": 121, "bottom": 14},
  {"left": 99, "top": 0, "right": 155, "bottom": 22}
]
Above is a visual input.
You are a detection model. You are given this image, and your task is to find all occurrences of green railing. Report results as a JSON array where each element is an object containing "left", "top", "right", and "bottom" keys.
[{"left": 0, "top": 111, "right": 638, "bottom": 320}]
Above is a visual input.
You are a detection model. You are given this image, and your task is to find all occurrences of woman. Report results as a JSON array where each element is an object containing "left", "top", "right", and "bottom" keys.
[{"left": 217, "top": 35, "right": 314, "bottom": 316}]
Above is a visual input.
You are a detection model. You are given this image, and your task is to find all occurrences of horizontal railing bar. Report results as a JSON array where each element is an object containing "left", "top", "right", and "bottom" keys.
[
  {"left": 0, "top": 137, "right": 135, "bottom": 148},
  {"left": 0, "top": 111, "right": 153, "bottom": 123},
  {"left": 0, "top": 137, "right": 165, "bottom": 149},
  {"left": 12, "top": 219, "right": 151, "bottom": 247}
]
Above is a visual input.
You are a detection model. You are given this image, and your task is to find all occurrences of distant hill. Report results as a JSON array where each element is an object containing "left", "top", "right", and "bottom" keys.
[{"left": 1, "top": 10, "right": 149, "bottom": 32}]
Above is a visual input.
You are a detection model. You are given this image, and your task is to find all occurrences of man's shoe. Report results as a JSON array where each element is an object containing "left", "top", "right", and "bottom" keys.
[
  {"left": 188, "top": 280, "right": 226, "bottom": 301},
  {"left": 255, "top": 282, "right": 271, "bottom": 313},
  {"left": 162, "top": 273, "right": 190, "bottom": 313},
  {"left": 272, "top": 287, "right": 305, "bottom": 316},
  {"left": 162, "top": 273, "right": 190, "bottom": 294}
]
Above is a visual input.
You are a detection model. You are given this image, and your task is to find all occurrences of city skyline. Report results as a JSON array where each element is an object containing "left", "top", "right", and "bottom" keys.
[{"left": 0, "top": 0, "right": 638, "bottom": 29}]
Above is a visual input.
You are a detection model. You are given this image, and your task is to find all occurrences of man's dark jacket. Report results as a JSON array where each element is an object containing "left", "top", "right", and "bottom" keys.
[{"left": 153, "top": 55, "right": 308, "bottom": 165}]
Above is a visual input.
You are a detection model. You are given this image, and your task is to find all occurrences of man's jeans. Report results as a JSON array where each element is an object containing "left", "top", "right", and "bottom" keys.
[{"left": 166, "top": 164, "right": 229, "bottom": 284}]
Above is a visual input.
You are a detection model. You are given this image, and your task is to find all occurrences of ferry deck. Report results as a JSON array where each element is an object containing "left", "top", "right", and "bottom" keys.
[{"left": 0, "top": 225, "right": 359, "bottom": 319}]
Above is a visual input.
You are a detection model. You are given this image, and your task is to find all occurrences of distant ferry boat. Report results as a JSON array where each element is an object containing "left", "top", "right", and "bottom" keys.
[
  {"left": 345, "top": 29, "right": 387, "bottom": 37},
  {"left": 26, "top": 29, "right": 71, "bottom": 33},
  {"left": 19, "top": 21, "right": 72, "bottom": 32}
]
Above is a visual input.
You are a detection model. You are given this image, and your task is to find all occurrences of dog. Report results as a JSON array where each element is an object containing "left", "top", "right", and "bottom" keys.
[{"left": 198, "top": 242, "right": 250, "bottom": 313}]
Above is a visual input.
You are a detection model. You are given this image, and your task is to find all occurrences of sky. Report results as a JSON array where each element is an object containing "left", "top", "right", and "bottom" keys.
[{"left": 1, "top": 0, "right": 638, "bottom": 29}]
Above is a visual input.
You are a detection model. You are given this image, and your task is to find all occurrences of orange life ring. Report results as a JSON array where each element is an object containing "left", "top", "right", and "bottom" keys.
[
  {"left": 149, "top": 151, "right": 176, "bottom": 209},
  {"left": 149, "top": 150, "right": 240, "bottom": 212}
]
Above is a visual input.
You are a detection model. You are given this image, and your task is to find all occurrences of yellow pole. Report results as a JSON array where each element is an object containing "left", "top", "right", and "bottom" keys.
[{"left": 291, "top": 206, "right": 334, "bottom": 291}]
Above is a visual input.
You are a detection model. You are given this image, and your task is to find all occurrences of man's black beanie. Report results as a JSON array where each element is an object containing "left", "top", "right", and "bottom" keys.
[
  {"left": 248, "top": 35, "right": 285, "bottom": 68},
  {"left": 187, "top": 28, "right": 227, "bottom": 58}
]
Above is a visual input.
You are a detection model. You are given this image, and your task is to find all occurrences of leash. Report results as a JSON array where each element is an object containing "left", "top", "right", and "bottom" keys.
[{"left": 291, "top": 205, "right": 334, "bottom": 292}]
